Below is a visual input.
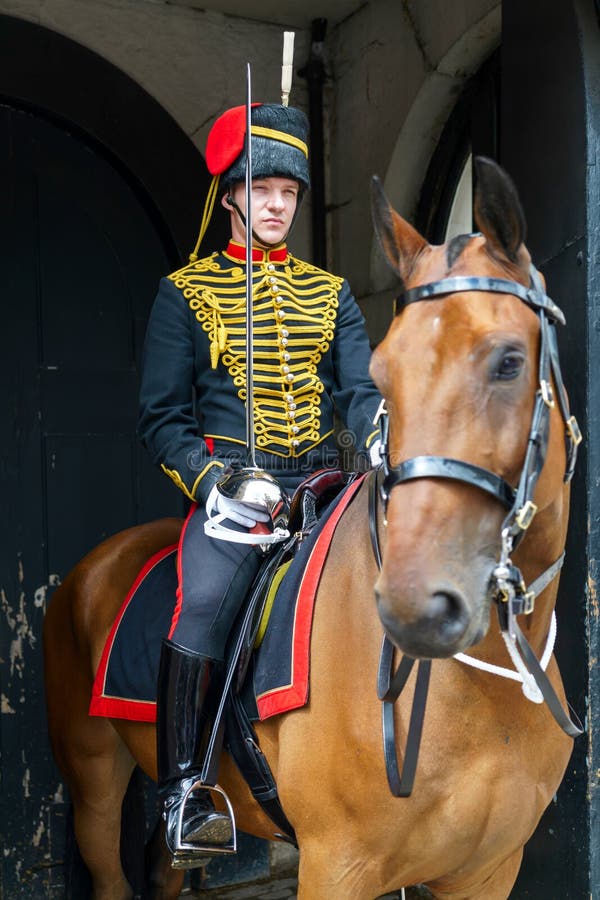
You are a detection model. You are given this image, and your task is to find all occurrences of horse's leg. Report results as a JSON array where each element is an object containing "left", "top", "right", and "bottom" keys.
[
  {"left": 145, "top": 817, "right": 186, "bottom": 900},
  {"left": 65, "top": 724, "right": 137, "bottom": 900},
  {"left": 45, "top": 588, "right": 135, "bottom": 898},
  {"left": 112, "top": 721, "right": 186, "bottom": 900},
  {"left": 295, "top": 838, "right": 384, "bottom": 900},
  {"left": 426, "top": 848, "right": 523, "bottom": 900}
]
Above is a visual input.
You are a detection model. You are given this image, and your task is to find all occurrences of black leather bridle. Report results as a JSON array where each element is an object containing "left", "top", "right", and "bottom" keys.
[
  {"left": 378, "top": 265, "right": 581, "bottom": 607},
  {"left": 371, "top": 265, "right": 583, "bottom": 797}
]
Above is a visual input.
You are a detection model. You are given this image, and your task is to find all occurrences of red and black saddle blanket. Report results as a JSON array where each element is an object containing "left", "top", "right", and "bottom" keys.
[{"left": 90, "top": 473, "right": 366, "bottom": 723}]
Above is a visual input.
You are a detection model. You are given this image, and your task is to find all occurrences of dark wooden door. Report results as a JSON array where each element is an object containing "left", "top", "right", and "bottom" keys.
[{"left": 0, "top": 102, "right": 182, "bottom": 898}]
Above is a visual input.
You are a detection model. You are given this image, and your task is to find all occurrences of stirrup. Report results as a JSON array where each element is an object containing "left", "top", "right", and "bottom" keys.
[{"left": 170, "top": 782, "right": 237, "bottom": 868}]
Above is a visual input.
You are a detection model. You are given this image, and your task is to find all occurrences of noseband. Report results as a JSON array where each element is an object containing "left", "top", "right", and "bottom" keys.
[{"left": 372, "top": 266, "right": 583, "bottom": 797}]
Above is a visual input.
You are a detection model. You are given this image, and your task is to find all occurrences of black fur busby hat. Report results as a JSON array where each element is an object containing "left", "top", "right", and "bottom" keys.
[{"left": 206, "top": 103, "right": 311, "bottom": 190}]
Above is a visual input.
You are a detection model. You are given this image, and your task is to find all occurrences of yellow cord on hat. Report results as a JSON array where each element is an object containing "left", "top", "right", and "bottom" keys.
[
  {"left": 250, "top": 125, "right": 308, "bottom": 158},
  {"left": 189, "top": 174, "right": 221, "bottom": 262}
]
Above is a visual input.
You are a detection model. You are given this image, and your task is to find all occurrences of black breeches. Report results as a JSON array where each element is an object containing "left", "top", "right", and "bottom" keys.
[{"left": 169, "top": 504, "right": 263, "bottom": 660}]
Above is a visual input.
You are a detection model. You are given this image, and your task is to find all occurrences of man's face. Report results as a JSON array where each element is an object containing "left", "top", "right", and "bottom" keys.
[{"left": 224, "top": 177, "right": 300, "bottom": 247}]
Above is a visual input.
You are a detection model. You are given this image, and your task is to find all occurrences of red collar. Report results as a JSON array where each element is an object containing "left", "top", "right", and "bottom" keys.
[{"left": 225, "top": 240, "right": 288, "bottom": 263}]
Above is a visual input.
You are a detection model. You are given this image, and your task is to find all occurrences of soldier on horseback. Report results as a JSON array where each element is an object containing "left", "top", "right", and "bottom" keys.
[{"left": 138, "top": 99, "right": 382, "bottom": 866}]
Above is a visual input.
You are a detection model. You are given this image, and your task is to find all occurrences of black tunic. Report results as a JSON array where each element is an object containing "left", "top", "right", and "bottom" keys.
[{"left": 139, "top": 241, "right": 382, "bottom": 503}]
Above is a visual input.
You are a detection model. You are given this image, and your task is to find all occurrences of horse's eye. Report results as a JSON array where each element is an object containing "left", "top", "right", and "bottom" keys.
[{"left": 493, "top": 350, "right": 524, "bottom": 381}]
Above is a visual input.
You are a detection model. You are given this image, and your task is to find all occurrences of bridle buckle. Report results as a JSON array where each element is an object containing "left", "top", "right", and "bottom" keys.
[
  {"left": 566, "top": 415, "right": 582, "bottom": 446},
  {"left": 540, "top": 379, "right": 554, "bottom": 408},
  {"left": 522, "top": 590, "right": 536, "bottom": 615},
  {"left": 515, "top": 500, "right": 538, "bottom": 531}
]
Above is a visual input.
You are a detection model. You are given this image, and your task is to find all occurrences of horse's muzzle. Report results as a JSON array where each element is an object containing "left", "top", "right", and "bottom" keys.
[{"left": 375, "top": 583, "right": 482, "bottom": 658}]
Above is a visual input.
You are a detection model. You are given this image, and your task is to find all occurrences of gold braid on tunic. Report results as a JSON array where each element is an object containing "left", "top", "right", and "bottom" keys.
[{"left": 169, "top": 251, "right": 343, "bottom": 458}]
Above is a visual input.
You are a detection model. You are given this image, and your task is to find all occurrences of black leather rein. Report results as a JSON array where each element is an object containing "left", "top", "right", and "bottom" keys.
[{"left": 371, "top": 266, "right": 583, "bottom": 798}]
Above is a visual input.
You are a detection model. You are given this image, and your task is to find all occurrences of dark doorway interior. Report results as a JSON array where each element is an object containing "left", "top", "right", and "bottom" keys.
[
  {"left": 0, "top": 97, "right": 182, "bottom": 900},
  {"left": 0, "top": 15, "right": 227, "bottom": 897}
]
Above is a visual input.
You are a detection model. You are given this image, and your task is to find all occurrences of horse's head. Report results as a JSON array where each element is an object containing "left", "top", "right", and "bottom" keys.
[{"left": 370, "top": 157, "right": 576, "bottom": 659}]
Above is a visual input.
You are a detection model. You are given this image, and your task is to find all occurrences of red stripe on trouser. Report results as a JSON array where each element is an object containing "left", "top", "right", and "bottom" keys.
[{"left": 168, "top": 502, "right": 197, "bottom": 639}]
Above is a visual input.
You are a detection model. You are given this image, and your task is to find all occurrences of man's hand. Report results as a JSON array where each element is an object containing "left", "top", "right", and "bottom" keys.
[{"left": 206, "top": 484, "right": 271, "bottom": 529}]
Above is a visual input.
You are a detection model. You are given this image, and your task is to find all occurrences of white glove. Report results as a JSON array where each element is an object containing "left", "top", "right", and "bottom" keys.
[
  {"left": 206, "top": 484, "right": 271, "bottom": 529},
  {"left": 369, "top": 439, "right": 383, "bottom": 467}
]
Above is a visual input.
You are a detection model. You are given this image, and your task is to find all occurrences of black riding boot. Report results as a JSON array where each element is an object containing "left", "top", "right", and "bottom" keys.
[{"left": 156, "top": 639, "right": 233, "bottom": 866}]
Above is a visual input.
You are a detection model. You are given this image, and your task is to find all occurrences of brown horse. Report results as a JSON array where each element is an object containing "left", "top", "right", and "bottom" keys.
[{"left": 43, "top": 157, "right": 580, "bottom": 900}]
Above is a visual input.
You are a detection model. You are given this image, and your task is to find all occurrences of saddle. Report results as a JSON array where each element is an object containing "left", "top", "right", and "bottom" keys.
[{"left": 89, "top": 468, "right": 363, "bottom": 839}]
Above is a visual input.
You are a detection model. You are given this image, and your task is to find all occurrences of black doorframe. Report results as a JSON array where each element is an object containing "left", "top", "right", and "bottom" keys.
[
  {"left": 501, "top": 1, "right": 597, "bottom": 896},
  {"left": 0, "top": 14, "right": 228, "bottom": 264}
]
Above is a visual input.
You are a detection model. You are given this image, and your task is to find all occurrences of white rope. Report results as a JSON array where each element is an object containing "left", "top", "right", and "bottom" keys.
[{"left": 453, "top": 611, "right": 556, "bottom": 703}]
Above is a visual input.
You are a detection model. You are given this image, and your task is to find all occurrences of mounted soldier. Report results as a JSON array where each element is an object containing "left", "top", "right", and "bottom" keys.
[
  {"left": 138, "top": 77, "right": 382, "bottom": 867},
  {"left": 45, "top": 138, "right": 583, "bottom": 897}
]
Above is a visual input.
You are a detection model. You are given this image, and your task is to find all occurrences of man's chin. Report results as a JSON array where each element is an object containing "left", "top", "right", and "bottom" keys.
[{"left": 254, "top": 228, "right": 287, "bottom": 248}]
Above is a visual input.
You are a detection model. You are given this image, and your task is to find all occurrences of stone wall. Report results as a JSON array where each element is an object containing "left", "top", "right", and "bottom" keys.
[{"left": 328, "top": 0, "right": 500, "bottom": 340}]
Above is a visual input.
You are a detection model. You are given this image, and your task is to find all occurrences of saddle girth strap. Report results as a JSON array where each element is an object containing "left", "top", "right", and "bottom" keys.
[{"left": 227, "top": 693, "right": 298, "bottom": 845}]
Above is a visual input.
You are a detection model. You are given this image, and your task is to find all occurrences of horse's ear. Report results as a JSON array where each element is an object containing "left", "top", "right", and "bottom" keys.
[
  {"left": 473, "top": 156, "right": 527, "bottom": 264},
  {"left": 371, "top": 175, "right": 428, "bottom": 286}
]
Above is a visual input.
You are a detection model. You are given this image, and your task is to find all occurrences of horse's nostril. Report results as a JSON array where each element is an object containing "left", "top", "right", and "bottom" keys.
[
  {"left": 425, "top": 589, "right": 469, "bottom": 643},
  {"left": 428, "top": 590, "right": 465, "bottom": 628},
  {"left": 377, "top": 583, "right": 471, "bottom": 658}
]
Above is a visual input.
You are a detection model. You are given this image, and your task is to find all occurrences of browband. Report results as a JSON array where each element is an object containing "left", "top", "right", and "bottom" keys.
[{"left": 397, "top": 275, "right": 565, "bottom": 325}]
